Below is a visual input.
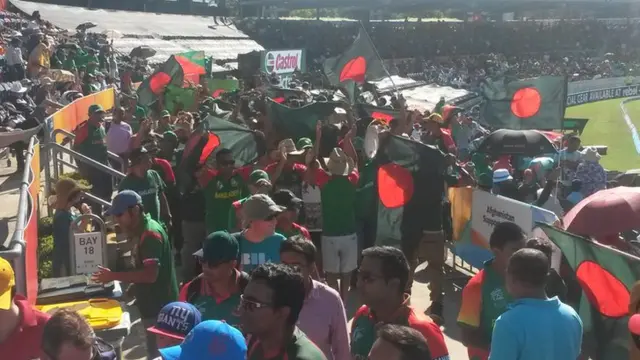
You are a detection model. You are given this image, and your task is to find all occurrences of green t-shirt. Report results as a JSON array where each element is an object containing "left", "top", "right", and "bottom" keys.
[
  {"left": 132, "top": 215, "right": 178, "bottom": 319},
  {"left": 74, "top": 123, "right": 108, "bottom": 164},
  {"left": 63, "top": 57, "right": 77, "bottom": 72},
  {"left": 320, "top": 174, "right": 358, "bottom": 236},
  {"left": 118, "top": 170, "right": 166, "bottom": 222},
  {"left": 203, "top": 173, "right": 248, "bottom": 234},
  {"left": 355, "top": 161, "right": 375, "bottom": 221},
  {"left": 247, "top": 327, "right": 326, "bottom": 360},
  {"left": 479, "top": 260, "right": 512, "bottom": 343}
]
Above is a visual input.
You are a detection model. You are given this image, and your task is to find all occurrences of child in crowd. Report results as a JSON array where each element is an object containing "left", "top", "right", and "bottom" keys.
[{"left": 147, "top": 302, "right": 202, "bottom": 349}]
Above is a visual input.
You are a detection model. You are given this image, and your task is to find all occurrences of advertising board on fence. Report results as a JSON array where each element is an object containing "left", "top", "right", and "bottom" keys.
[
  {"left": 566, "top": 84, "right": 640, "bottom": 107},
  {"left": 49, "top": 87, "right": 116, "bottom": 143},
  {"left": 449, "top": 188, "right": 559, "bottom": 269},
  {"left": 261, "top": 49, "right": 306, "bottom": 88}
]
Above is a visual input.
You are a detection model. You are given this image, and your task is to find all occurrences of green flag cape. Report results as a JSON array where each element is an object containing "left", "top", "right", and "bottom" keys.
[
  {"left": 540, "top": 223, "right": 640, "bottom": 360},
  {"left": 480, "top": 76, "right": 567, "bottom": 130},
  {"left": 266, "top": 99, "right": 341, "bottom": 141},
  {"left": 374, "top": 135, "right": 446, "bottom": 248},
  {"left": 323, "top": 28, "right": 387, "bottom": 85}
]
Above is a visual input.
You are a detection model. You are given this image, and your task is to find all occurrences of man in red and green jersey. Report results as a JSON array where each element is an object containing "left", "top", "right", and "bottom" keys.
[
  {"left": 228, "top": 170, "right": 272, "bottom": 232},
  {"left": 457, "top": 222, "right": 526, "bottom": 360},
  {"left": 73, "top": 104, "right": 111, "bottom": 214},
  {"left": 272, "top": 189, "right": 311, "bottom": 239},
  {"left": 118, "top": 147, "right": 171, "bottom": 224},
  {"left": 351, "top": 246, "right": 450, "bottom": 360},
  {"left": 93, "top": 190, "right": 178, "bottom": 359},
  {"left": 197, "top": 148, "right": 250, "bottom": 234},
  {"left": 180, "top": 231, "right": 249, "bottom": 327}
]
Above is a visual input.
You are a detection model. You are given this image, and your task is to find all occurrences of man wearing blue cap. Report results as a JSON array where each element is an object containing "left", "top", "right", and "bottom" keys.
[
  {"left": 158, "top": 320, "right": 247, "bottom": 360},
  {"left": 92, "top": 190, "right": 178, "bottom": 359},
  {"left": 147, "top": 302, "right": 201, "bottom": 350}
]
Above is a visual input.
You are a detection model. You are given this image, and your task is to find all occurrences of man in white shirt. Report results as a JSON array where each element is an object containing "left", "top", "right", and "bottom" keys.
[
  {"left": 5, "top": 38, "right": 25, "bottom": 82},
  {"left": 106, "top": 107, "right": 132, "bottom": 172}
]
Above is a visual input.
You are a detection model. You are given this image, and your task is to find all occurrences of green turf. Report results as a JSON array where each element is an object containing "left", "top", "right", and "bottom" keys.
[{"left": 565, "top": 98, "right": 640, "bottom": 171}]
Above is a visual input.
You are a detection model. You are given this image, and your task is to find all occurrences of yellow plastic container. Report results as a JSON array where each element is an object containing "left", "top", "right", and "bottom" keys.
[{"left": 37, "top": 298, "right": 123, "bottom": 330}]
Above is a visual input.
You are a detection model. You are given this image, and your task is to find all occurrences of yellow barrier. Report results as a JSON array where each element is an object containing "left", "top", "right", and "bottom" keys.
[{"left": 51, "top": 88, "right": 116, "bottom": 143}]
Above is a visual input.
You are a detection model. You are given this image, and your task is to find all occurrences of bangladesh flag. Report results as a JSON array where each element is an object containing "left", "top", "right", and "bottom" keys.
[
  {"left": 480, "top": 76, "right": 567, "bottom": 130},
  {"left": 540, "top": 223, "right": 640, "bottom": 359},
  {"left": 137, "top": 51, "right": 206, "bottom": 107},
  {"left": 206, "top": 79, "right": 239, "bottom": 98},
  {"left": 359, "top": 104, "right": 401, "bottom": 123},
  {"left": 323, "top": 28, "right": 387, "bottom": 85},
  {"left": 374, "top": 135, "right": 446, "bottom": 248},
  {"left": 177, "top": 115, "right": 263, "bottom": 193},
  {"left": 266, "top": 99, "right": 341, "bottom": 141}
]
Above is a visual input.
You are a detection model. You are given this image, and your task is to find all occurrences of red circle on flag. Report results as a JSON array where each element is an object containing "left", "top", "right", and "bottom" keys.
[
  {"left": 212, "top": 89, "right": 226, "bottom": 98},
  {"left": 510, "top": 87, "right": 541, "bottom": 118},
  {"left": 377, "top": 163, "right": 414, "bottom": 208},
  {"left": 149, "top": 72, "right": 172, "bottom": 94},
  {"left": 340, "top": 56, "right": 367, "bottom": 83},
  {"left": 576, "top": 260, "right": 630, "bottom": 318}
]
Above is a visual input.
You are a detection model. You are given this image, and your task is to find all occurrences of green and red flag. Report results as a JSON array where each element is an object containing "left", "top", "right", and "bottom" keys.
[
  {"left": 206, "top": 78, "right": 239, "bottom": 98},
  {"left": 266, "top": 99, "right": 341, "bottom": 141},
  {"left": 359, "top": 104, "right": 401, "bottom": 123},
  {"left": 540, "top": 223, "right": 640, "bottom": 360},
  {"left": 374, "top": 135, "right": 446, "bottom": 248},
  {"left": 137, "top": 51, "right": 206, "bottom": 107},
  {"left": 323, "top": 28, "right": 387, "bottom": 85},
  {"left": 480, "top": 76, "right": 567, "bottom": 130}
]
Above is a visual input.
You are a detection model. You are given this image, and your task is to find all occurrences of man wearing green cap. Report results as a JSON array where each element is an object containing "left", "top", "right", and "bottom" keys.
[
  {"left": 157, "top": 110, "right": 173, "bottom": 134},
  {"left": 228, "top": 170, "right": 273, "bottom": 232},
  {"left": 73, "top": 104, "right": 111, "bottom": 214},
  {"left": 179, "top": 231, "right": 250, "bottom": 325},
  {"left": 158, "top": 131, "right": 179, "bottom": 165}
]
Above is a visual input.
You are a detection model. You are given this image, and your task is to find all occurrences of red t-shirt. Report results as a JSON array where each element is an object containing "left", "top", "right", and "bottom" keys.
[
  {"left": 153, "top": 158, "right": 176, "bottom": 184},
  {"left": 0, "top": 296, "right": 51, "bottom": 360}
]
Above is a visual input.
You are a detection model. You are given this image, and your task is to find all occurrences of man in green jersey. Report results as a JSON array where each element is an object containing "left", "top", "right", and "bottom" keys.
[
  {"left": 93, "top": 190, "right": 178, "bottom": 359},
  {"left": 241, "top": 263, "right": 327, "bottom": 360},
  {"left": 457, "top": 222, "right": 526, "bottom": 360},
  {"left": 118, "top": 147, "right": 171, "bottom": 225},
  {"left": 73, "top": 104, "right": 111, "bottom": 215},
  {"left": 180, "top": 231, "right": 249, "bottom": 326},
  {"left": 197, "top": 148, "right": 250, "bottom": 234}
]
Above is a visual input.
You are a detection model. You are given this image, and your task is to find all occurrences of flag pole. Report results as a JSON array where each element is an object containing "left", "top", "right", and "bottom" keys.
[{"left": 359, "top": 21, "right": 398, "bottom": 95}]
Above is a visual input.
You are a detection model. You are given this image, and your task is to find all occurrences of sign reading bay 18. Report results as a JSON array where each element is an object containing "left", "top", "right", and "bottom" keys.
[
  {"left": 73, "top": 232, "right": 104, "bottom": 274},
  {"left": 261, "top": 49, "right": 306, "bottom": 87}
]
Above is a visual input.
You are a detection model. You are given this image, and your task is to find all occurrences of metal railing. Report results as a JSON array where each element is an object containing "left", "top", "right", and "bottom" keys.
[
  {"left": 51, "top": 128, "right": 125, "bottom": 174},
  {"left": 47, "top": 142, "right": 126, "bottom": 180}
]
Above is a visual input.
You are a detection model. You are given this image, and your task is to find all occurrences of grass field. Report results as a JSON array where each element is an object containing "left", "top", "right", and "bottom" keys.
[{"left": 565, "top": 98, "right": 640, "bottom": 171}]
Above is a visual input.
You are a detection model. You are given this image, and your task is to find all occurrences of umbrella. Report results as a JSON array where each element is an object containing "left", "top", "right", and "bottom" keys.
[
  {"left": 476, "top": 129, "right": 557, "bottom": 156},
  {"left": 563, "top": 186, "right": 640, "bottom": 237},
  {"left": 130, "top": 46, "right": 157, "bottom": 59},
  {"left": 101, "top": 29, "right": 123, "bottom": 40},
  {"left": 76, "top": 22, "right": 97, "bottom": 31}
]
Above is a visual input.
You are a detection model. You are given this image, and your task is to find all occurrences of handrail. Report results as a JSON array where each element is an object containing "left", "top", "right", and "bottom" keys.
[
  {"left": 47, "top": 142, "right": 126, "bottom": 179},
  {"left": 80, "top": 191, "right": 112, "bottom": 210},
  {"left": 52, "top": 128, "right": 123, "bottom": 167},
  {"left": 0, "top": 136, "right": 36, "bottom": 258}
]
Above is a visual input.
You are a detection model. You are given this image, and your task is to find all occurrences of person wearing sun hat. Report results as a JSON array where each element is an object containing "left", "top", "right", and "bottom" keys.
[
  {"left": 0, "top": 257, "right": 50, "bottom": 359},
  {"left": 147, "top": 302, "right": 202, "bottom": 349},
  {"left": 228, "top": 169, "right": 273, "bottom": 232},
  {"left": 265, "top": 138, "right": 308, "bottom": 199},
  {"left": 158, "top": 320, "right": 247, "bottom": 360},
  {"left": 52, "top": 178, "right": 92, "bottom": 277}
]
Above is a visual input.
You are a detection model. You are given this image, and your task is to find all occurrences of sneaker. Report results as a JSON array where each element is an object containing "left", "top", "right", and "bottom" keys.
[{"left": 426, "top": 301, "right": 444, "bottom": 326}]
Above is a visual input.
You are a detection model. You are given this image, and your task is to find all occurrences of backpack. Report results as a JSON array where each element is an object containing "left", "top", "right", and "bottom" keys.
[
  {"left": 92, "top": 337, "right": 116, "bottom": 360},
  {"left": 185, "top": 271, "right": 250, "bottom": 303}
]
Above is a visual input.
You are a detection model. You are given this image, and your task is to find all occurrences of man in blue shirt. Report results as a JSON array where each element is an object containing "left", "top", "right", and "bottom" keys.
[{"left": 489, "top": 248, "right": 583, "bottom": 360}]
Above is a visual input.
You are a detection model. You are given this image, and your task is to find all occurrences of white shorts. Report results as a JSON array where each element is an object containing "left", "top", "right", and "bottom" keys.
[{"left": 322, "top": 233, "right": 358, "bottom": 274}]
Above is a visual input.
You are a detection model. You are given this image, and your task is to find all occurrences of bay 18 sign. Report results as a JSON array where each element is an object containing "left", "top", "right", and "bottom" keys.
[{"left": 260, "top": 49, "right": 306, "bottom": 87}]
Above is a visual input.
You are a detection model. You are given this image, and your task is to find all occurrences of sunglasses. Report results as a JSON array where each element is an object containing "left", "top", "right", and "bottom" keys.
[{"left": 239, "top": 295, "right": 272, "bottom": 312}]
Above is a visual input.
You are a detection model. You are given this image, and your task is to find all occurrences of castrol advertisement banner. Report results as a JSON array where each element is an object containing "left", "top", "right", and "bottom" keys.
[{"left": 261, "top": 49, "right": 306, "bottom": 86}]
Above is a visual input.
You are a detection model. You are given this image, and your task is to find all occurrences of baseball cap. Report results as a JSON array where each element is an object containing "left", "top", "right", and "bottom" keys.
[
  {"left": 147, "top": 302, "right": 201, "bottom": 340},
  {"left": 0, "top": 258, "right": 15, "bottom": 310},
  {"left": 161, "top": 110, "right": 171, "bottom": 118},
  {"left": 272, "top": 189, "right": 302, "bottom": 210},
  {"left": 161, "top": 131, "right": 179, "bottom": 145},
  {"left": 106, "top": 190, "right": 143, "bottom": 216},
  {"left": 242, "top": 194, "right": 286, "bottom": 222},
  {"left": 129, "top": 147, "right": 149, "bottom": 166},
  {"left": 159, "top": 320, "right": 247, "bottom": 360},
  {"left": 249, "top": 170, "right": 270, "bottom": 186},
  {"left": 88, "top": 104, "right": 105, "bottom": 116},
  {"left": 296, "top": 137, "right": 313, "bottom": 151},
  {"left": 193, "top": 231, "right": 239, "bottom": 265},
  {"left": 135, "top": 106, "right": 147, "bottom": 120}
]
